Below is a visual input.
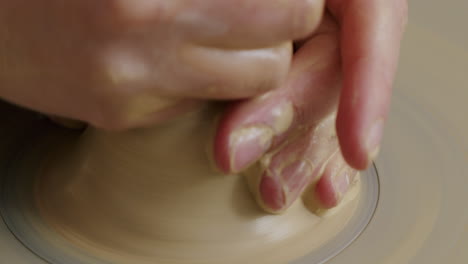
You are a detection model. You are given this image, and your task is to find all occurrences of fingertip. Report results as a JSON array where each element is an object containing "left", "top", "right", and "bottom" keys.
[
  {"left": 330, "top": 0, "right": 403, "bottom": 170},
  {"left": 314, "top": 174, "right": 338, "bottom": 209},
  {"left": 336, "top": 98, "right": 386, "bottom": 171},
  {"left": 336, "top": 110, "right": 369, "bottom": 171},
  {"left": 310, "top": 152, "right": 343, "bottom": 209},
  {"left": 314, "top": 165, "right": 357, "bottom": 209},
  {"left": 259, "top": 174, "right": 286, "bottom": 213},
  {"left": 213, "top": 102, "right": 274, "bottom": 174}
]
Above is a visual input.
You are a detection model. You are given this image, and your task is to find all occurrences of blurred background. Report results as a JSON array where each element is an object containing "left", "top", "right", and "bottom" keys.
[{"left": 396, "top": 0, "right": 467, "bottom": 130}]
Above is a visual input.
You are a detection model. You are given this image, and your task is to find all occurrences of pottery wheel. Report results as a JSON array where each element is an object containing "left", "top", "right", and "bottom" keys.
[{"left": 0, "top": 104, "right": 378, "bottom": 264}]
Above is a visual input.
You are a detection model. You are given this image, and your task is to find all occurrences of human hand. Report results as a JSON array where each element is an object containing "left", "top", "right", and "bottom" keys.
[
  {"left": 0, "top": 0, "right": 324, "bottom": 130},
  {"left": 214, "top": 0, "right": 408, "bottom": 212}
]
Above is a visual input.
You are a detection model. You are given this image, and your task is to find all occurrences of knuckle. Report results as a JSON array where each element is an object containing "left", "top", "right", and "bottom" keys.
[
  {"left": 100, "top": 46, "right": 151, "bottom": 87},
  {"left": 88, "top": 47, "right": 174, "bottom": 130}
]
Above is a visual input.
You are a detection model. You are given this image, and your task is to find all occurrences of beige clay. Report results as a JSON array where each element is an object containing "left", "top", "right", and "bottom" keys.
[
  {"left": 3, "top": 9, "right": 468, "bottom": 263},
  {"left": 34, "top": 106, "right": 360, "bottom": 264}
]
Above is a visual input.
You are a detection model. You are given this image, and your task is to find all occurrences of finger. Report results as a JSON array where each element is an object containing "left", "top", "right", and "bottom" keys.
[
  {"left": 102, "top": 40, "right": 292, "bottom": 102},
  {"left": 311, "top": 152, "right": 358, "bottom": 209},
  {"left": 177, "top": 0, "right": 326, "bottom": 49},
  {"left": 114, "top": 0, "right": 325, "bottom": 48},
  {"left": 170, "top": 42, "right": 292, "bottom": 99},
  {"left": 79, "top": 43, "right": 290, "bottom": 129},
  {"left": 328, "top": 0, "right": 408, "bottom": 169},
  {"left": 214, "top": 15, "right": 340, "bottom": 173},
  {"left": 244, "top": 115, "right": 339, "bottom": 213}
]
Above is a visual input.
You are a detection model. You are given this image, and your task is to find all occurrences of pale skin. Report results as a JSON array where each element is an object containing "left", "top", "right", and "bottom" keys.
[
  {"left": 215, "top": 0, "right": 408, "bottom": 211},
  {"left": 0, "top": 0, "right": 407, "bottom": 211}
]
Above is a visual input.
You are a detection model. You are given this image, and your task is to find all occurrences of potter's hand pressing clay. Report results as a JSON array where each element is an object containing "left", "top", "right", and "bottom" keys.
[
  {"left": 214, "top": 1, "right": 408, "bottom": 212},
  {"left": 0, "top": 0, "right": 407, "bottom": 214},
  {"left": 0, "top": 0, "right": 324, "bottom": 129}
]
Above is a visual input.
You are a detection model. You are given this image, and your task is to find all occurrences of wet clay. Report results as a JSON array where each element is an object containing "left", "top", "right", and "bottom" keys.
[{"left": 34, "top": 106, "right": 360, "bottom": 264}]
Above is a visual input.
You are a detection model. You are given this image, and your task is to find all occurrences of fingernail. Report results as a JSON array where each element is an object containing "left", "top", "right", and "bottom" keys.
[
  {"left": 229, "top": 125, "right": 274, "bottom": 172},
  {"left": 366, "top": 119, "right": 384, "bottom": 163},
  {"left": 259, "top": 159, "right": 313, "bottom": 213},
  {"left": 259, "top": 174, "right": 286, "bottom": 212}
]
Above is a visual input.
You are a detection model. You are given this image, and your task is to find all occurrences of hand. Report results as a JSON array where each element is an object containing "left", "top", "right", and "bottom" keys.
[
  {"left": 214, "top": 0, "right": 408, "bottom": 212},
  {"left": 0, "top": 0, "right": 324, "bottom": 130}
]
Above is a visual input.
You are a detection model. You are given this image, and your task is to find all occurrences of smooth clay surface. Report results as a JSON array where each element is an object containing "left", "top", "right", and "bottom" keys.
[{"left": 34, "top": 106, "right": 360, "bottom": 264}]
